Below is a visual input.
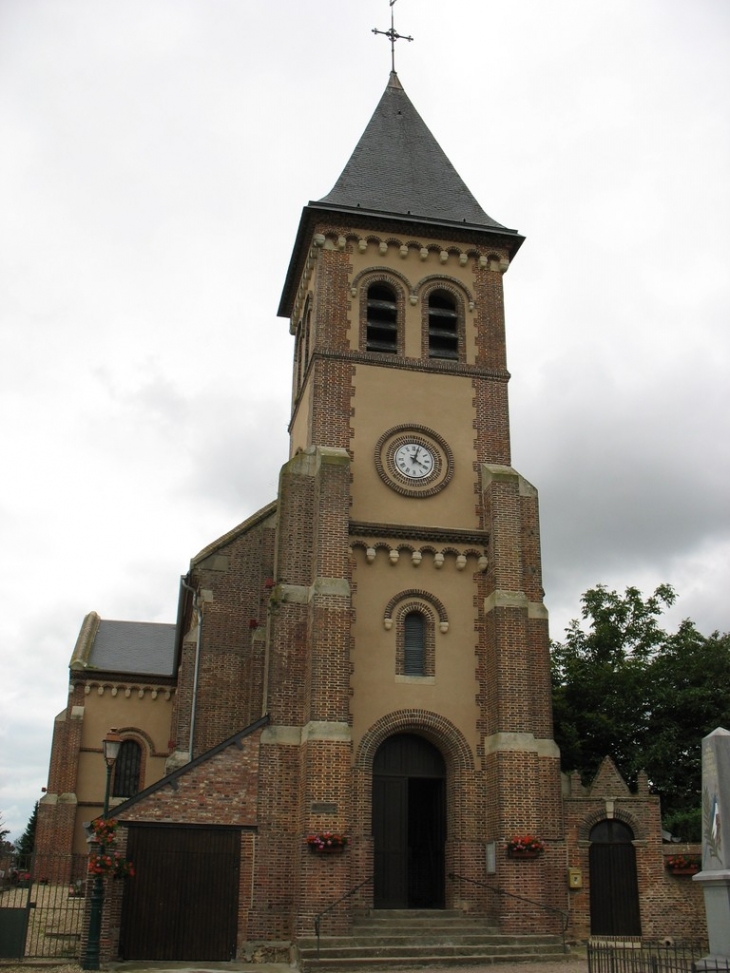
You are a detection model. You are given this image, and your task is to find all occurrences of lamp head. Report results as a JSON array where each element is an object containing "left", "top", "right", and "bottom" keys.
[{"left": 103, "top": 728, "right": 123, "bottom": 767}]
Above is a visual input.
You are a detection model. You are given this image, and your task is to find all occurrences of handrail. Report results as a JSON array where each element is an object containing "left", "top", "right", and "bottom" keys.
[
  {"left": 313, "top": 874, "right": 373, "bottom": 958},
  {"left": 448, "top": 871, "right": 569, "bottom": 953}
]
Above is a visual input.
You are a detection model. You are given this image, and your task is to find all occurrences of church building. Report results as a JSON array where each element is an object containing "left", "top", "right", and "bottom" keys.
[{"left": 36, "top": 70, "right": 704, "bottom": 962}]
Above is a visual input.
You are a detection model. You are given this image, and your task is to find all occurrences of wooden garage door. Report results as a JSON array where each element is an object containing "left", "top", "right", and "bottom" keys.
[{"left": 119, "top": 825, "right": 240, "bottom": 961}]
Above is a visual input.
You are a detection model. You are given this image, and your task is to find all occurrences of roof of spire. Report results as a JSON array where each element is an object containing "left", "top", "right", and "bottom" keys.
[
  {"left": 316, "top": 72, "right": 514, "bottom": 233},
  {"left": 279, "top": 73, "right": 522, "bottom": 317}
]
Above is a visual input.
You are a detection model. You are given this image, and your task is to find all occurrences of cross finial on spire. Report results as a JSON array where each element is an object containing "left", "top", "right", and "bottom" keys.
[{"left": 372, "top": 0, "right": 413, "bottom": 74}]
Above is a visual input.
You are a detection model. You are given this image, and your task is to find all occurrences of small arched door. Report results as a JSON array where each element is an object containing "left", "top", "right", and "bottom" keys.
[
  {"left": 589, "top": 820, "right": 641, "bottom": 935},
  {"left": 373, "top": 733, "right": 446, "bottom": 909}
]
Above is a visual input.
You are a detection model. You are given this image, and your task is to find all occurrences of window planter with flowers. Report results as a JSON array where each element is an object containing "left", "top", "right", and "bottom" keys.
[
  {"left": 665, "top": 854, "right": 701, "bottom": 876},
  {"left": 506, "top": 835, "right": 545, "bottom": 859},
  {"left": 306, "top": 832, "right": 348, "bottom": 854},
  {"left": 87, "top": 818, "right": 136, "bottom": 879}
]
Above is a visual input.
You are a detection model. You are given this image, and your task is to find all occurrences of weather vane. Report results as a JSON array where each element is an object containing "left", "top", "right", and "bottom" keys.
[{"left": 372, "top": 0, "right": 414, "bottom": 74}]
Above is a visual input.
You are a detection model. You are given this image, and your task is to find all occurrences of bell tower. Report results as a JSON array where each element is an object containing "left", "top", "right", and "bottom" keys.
[{"left": 274, "top": 71, "right": 563, "bottom": 921}]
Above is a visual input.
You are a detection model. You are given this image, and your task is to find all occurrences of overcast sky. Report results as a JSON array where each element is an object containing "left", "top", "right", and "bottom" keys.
[{"left": 1, "top": 0, "right": 728, "bottom": 842}]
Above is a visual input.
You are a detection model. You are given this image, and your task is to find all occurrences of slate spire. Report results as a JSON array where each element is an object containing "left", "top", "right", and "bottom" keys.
[{"left": 317, "top": 72, "right": 514, "bottom": 233}]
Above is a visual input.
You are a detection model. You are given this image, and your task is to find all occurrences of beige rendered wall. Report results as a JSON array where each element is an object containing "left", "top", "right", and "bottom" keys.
[
  {"left": 71, "top": 687, "right": 173, "bottom": 854},
  {"left": 350, "top": 545, "right": 480, "bottom": 757},
  {"left": 349, "top": 365, "right": 477, "bottom": 530}
]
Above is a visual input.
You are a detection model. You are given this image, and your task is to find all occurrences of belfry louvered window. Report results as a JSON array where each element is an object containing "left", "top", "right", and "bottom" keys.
[
  {"left": 403, "top": 611, "right": 425, "bottom": 675},
  {"left": 428, "top": 290, "right": 458, "bottom": 360},
  {"left": 112, "top": 740, "right": 141, "bottom": 798},
  {"left": 366, "top": 283, "right": 398, "bottom": 353}
]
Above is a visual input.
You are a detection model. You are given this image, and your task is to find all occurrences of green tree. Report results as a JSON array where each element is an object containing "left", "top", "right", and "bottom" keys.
[
  {"left": 643, "top": 625, "right": 730, "bottom": 838},
  {"left": 0, "top": 813, "right": 14, "bottom": 854},
  {"left": 551, "top": 585, "right": 730, "bottom": 840},
  {"left": 15, "top": 802, "right": 38, "bottom": 858}
]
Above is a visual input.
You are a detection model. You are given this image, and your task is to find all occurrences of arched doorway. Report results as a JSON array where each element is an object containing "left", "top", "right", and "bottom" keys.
[
  {"left": 589, "top": 819, "right": 641, "bottom": 935},
  {"left": 372, "top": 733, "right": 445, "bottom": 909}
]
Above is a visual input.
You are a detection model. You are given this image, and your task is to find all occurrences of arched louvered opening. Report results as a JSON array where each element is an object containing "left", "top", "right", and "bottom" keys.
[
  {"left": 112, "top": 739, "right": 142, "bottom": 798},
  {"left": 403, "top": 611, "right": 425, "bottom": 676},
  {"left": 366, "top": 283, "right": 398, "bottom": 353},
  {"left": 428, "top": 290, "right": 458, "bottom": 360}
]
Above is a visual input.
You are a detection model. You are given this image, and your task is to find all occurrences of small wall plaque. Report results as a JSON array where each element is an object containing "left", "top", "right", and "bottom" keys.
[{"left": 311, "top": 802, "right": 338, "bottom": 814}]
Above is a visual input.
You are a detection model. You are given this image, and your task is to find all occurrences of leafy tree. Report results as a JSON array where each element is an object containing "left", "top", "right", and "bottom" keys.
[
  {"left": 15, "top": 802, "right": 38, "bottom": 858},
  {"left": 0, "top": 813, "right": 14, "bottom": 854},
  {"left": 551, "top": 585, "right": 730, "bottom": 840},
  {"left": 643, "top": 625, "right": 730, "bottom": 838}
]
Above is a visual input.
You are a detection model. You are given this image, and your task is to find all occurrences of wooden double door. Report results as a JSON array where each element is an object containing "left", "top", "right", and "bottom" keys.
[
  {"left": 373, "top": 733, "right": 446, "bottom": 909},
  {"left": 119, "top": 824, "right": 240, "bottom": 960},
  {"left": 589, "top": 819, "right": 641, "bottom": 935}
]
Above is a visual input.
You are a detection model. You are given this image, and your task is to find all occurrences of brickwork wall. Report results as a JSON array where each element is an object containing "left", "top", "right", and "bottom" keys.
[
  {"left": 563, "top": 773, "right": 706, "bottom": 941},
  {"left": 35, "top": 697, "right": 84, "bottom": 883},
  {"left": 247, "top": 740, "right": 301, "bottom": 939},
  {"left": 98, "top": 729, "right": 262, "bottom": 961},
  {"left": 476, "top": 459, "right": 566, "bottom": 932},
  {"left": 172, "top": 512, "right": 276, "bottom": 757}
]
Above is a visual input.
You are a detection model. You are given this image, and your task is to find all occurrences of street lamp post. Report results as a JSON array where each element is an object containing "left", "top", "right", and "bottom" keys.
[{"left": 82, "top": 728, "right": 122, "bottom": 971}]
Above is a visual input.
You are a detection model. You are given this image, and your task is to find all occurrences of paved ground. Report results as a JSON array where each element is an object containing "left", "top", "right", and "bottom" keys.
[{"left": 0, "top": 954, "right": 588, "bottom": 973}]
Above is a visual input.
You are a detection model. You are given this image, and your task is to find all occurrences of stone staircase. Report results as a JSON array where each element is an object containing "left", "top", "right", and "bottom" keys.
[{"left": 297, "top": 908, "right": 566, "bottom": 971}]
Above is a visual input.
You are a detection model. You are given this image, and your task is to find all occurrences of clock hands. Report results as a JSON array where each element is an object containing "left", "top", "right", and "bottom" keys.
[
  {"left": 409, "top": 445, "right": 431, "bottom": 470},
  {"left": 394, "top": 442, "right": 434, "bottom": 478}
]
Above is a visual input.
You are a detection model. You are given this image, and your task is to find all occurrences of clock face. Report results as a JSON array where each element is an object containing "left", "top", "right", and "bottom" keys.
[
  {"left": 394, "top": 443, "right": 435, "bottom": 479},
  {"left": 375, "top": 425, "right": 454, "bottom": 498}
]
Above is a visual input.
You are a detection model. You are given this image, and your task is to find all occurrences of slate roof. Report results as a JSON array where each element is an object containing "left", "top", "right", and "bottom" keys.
[
  {"left": 317, "top": 72, "right": 513, "bottom": 232},
  {"left": 279, "top": 72, "right": 522, "bottom": 317},
  {"left": 89, "top": 619, "right": 176, "bottom": 676}
]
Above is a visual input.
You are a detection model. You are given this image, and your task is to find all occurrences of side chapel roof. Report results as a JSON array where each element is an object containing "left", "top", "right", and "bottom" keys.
[{"left": 70, "top": 612, "right": 176, "bottom": 677}]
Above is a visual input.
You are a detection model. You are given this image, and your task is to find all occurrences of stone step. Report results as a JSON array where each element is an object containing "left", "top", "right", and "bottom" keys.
[
  {"left": 365, "top": 909, "right": 465, "bottom": 919},
  {"left": 299, "top": 909, "right": 565, "bottom": 971},
  {"left": 300, "top": 951, "right": 567, "bottom": 972},
  {"left": 300, "top": 934, "right": 560, "bottom": 950},
  {"left": 352, "top": 915, "right": 495, "bottom": 927},
  {"left": 348, "top": 922, "right": 499, "bottom": 935}
]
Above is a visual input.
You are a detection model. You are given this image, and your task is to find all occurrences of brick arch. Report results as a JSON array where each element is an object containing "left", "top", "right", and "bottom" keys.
[
  {"left": 415, "top": 274, "right": 473, "bottom": 306},
  {"left": 115, "top": 726, "right": 157, "bottom": 755},
  {"left": 355, "top": 709, "right": 475, "bottom": 775},
  {"left": 352, "top": 266, "right": 412, "bottom": 295},
  {"left": 384, "top": 588, "right": 448, "bottom": 625},
  {"left": 356, "top": 270, "right": 410, "bottom": 356},
  {"left": 578, "top": 807, "right": 646, "bottom": 842}
]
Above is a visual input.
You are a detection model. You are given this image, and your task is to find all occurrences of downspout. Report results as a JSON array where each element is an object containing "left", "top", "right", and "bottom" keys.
[{"left": 179, "top": 575, "right": 203, "bottom": 759}]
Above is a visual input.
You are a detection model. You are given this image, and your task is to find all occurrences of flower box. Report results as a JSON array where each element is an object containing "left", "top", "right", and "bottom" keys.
[
  {"left": 665, "top": 855, "right": 701, "bottom": 876},
  {"left": 506, "top": 834, "right": 545, "bottom": 858},
  {"left": 306, "top": 832, "right": 348, "bottom": 853}
]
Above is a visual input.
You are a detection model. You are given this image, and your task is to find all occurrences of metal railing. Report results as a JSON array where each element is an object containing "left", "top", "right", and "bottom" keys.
[
  {"left": 448, "top": 871, "right": 569, "bottom": 953},
  {"left": 313, "top": 874, "right": 373, "bottom": 958},
  {"left": 587, "top": 939, "right": 726, "bottom": 973},
  {"left": 0, "top": 854, "right": 87, "bottom": 960}
]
